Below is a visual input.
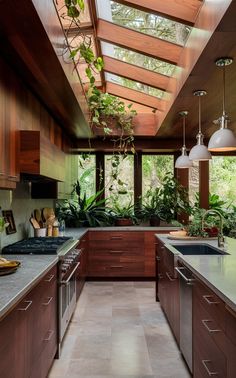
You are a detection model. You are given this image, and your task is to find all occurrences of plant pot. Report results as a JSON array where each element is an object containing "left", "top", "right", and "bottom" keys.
[
  {"left": 115, "top": 218, "right": 133, "bottom": 226},
  {"left": 149, "top": 215, "right": 161, "bottom": 227}
]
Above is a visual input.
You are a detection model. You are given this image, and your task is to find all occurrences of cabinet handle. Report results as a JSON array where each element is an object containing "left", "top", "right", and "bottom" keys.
[
  {"left": 44, "top": 330, "right": 54, "bottom": 341},
  {"left": 45, "top": 274, "right": 54, "bottom": 282},
  {"left": 161, "top": 246, "right": 165, "bottom": 250},
  {"left": 0, "top": 172, "right": 5, "bottom": 176},
  {"left": 201, "top": 359, "right": 218, "bottom": 376},
  {"left": 18, "top": 300, "right": 32, "bottom": 311},
  {"left": 166, "top": 272, "right": 176, "bottom": 282},
  {"left": 158, "top": 273, "right": 163, "bottom": 279},
  {"left": 156, "top": 256, "right": 161, "bottom": 261},
  {"left": 110, "top": 236, "right": 123, "bottom": 240},
  {"left": 109, "top": 265, "right": 123, "bottom": 269},
  {"left": 109, "top": 250, "right": 124, "bottom": 254},
  {"left": 42, "top": 297, "right": 53, "bottom": 306},
  {"left": 202, "top": 319, "right": 221, "bottom": 333},
  {"left": 8, "top": 175, "right": 17, "bottom": 179},
  {"left": 60, "top": 262, "right": 80, "bottom": 285},
  {"left": 175, "top": 267, "right": 195, "bottom": 285},
  {"left": 203, "top": 295, "right": 220, "bottom": 305}
]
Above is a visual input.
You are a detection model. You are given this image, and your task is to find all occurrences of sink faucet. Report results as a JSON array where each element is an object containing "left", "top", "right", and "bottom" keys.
[{"left": 201, "top": 209, "right": 224, "bottom": 248}]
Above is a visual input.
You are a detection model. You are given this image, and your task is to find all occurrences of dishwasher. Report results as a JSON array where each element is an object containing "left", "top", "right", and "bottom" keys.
[{"left": 175, "top": 266, "right": 195, "bottom": 373}]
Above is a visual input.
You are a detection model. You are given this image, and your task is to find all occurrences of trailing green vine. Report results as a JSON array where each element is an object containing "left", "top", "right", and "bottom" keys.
[{"left": 56, "top": 0, "right": 137, "bottom": 152}]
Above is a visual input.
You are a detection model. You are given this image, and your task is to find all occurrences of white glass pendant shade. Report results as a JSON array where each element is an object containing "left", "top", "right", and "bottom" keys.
[
  {"left": 175, "top": 147, "right": 193, "bottom": 169},
  {"left": 208, "top": 57, "right": 236, "bottom": 152},
  {"left": 189, "top": 90, "right": 212, "bottom": 161},
  {"left": 208, "top": 127, "right": 236, "bottom": 151},
  {"left": 175, "top": 111, "right": 193, "bottom": 169}
]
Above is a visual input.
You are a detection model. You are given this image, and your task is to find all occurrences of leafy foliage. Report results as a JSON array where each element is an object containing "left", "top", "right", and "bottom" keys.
[
  {"left": 109, "top": 197, "right": 138, "bottom": 224},
  {"left": 56, "top": 181, "right": 111, "bottom": 227}
]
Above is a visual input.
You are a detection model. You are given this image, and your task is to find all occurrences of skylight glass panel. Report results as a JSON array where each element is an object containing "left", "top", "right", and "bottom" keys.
[
  {"left": 110, "top": 1, "right": 191, "bottom": 46},
  {"left": 101, "top": 42, "right": 175, "bottom": 77},
  {"left": 107, "top": 73, "right": 164, "bottom": 98}
]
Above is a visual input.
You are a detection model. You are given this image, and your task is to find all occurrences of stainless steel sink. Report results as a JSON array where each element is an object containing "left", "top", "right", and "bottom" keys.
[{"left": 173, "top": 243, "right": 228, "bottom": 255}]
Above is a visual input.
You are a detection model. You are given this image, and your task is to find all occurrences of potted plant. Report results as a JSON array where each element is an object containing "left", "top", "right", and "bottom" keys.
[
  {"left": 56, "top": 181, "right": 111, "bottom": 227},
  {"left": 110, "top": 199, "right": 137, "bottom": 226},
  {"left": 137, "top": 188, "right": 162, "bottom": 226}
]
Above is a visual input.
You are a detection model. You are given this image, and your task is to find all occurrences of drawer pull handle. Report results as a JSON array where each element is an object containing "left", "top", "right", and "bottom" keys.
[
  {"left": 42, "top": 296, "right": 53, "bottom": 306},
  {"left": 161, "top": 246, "right": 165, "bottom": 250},
  {"left": 202, "top": 359, "right": 219, "bottom": 376},
  {"left": 156, "top": 256, "right": 161, "bottom": 261},
  {"left": 18, "top": 300, "right": 32, "bottom": 311},
  {"left": 203, "top": 295, "right": 220, "bottom": 305},
  {"left": 110, "top": 237, "right": 123, "bottom": 240},
  {"left": 110, "top": 265, "right": 123, "bottom": 269},
  {"left": 45, "top": 274, "right": 54, "bottom": 282},
  {"left": 109, "top": 250, "right": 124, "bottom": 254},
  {"left": 202, "top": 319, "right": 221, "bottom": 333},
  {"left": 8, "top": 175, "right": 17, "bottom": 179},
  {"left": 158, "top": 273, "right": 163, "bottom": 279},
  {"left": 44, "top": 330, "right": 54, "bottom": 341},
  {"left": 166, "top": 272, "right": 175, "bottom": 282}
]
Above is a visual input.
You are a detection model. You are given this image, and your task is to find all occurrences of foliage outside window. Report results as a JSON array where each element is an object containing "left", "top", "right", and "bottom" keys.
[
  {"left": 210, "top": 157, "right": 236, "bottom": 206},
  {"left": 189, "top": 161, "right": 199, "bottom": 205},
  {"left": 142, "top": 155, "right": 174, "bottom": 197},
  {"left": 77, "top": 154, "right": 96, "bottom": 198},
  {"left": 105, "top": 154, "right": 134, "bottom": 208}
]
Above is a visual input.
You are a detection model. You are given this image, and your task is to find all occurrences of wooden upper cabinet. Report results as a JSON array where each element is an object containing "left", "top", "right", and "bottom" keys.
[{"left": 19, "top": 130, "right": 65, "bottom": 181}]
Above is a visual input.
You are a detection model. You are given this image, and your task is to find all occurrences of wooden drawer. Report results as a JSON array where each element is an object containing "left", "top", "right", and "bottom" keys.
[
  {"left": 89, "top": 240, "right": 144, "bottom": 250},
  {"left": 194, "top": 332, "right": 226, "bottom": 378},
  {"left": 88, "top": 261, "right": 145, "bottom": 277},
  {"left": 194, "top": 279, "right": 225, "bottom": 331},
  {"left": 194, "top": 297, "right": 226, "bottom": 354},
  {"left": 89, "top": 249, "right": 144, "bottom": 259},
  {"left": 89, "top": 231, "right": 144, "bottom": 241}
]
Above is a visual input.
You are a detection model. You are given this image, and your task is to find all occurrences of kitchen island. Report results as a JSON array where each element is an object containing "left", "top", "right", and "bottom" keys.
[{"left": 156, "top": 235, "right": 236, "bottom": 378}]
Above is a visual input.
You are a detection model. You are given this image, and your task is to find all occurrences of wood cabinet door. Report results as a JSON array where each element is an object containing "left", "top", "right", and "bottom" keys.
[{"left": 0, "top": 311, "right": 16, "bottom": 378}]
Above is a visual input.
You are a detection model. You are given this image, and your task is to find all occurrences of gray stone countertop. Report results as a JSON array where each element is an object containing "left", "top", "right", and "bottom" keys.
[
  {"left": 156, "top": 234, "right": 236, "bottom": 312},
  {"left": 65, "top": 226, "right": 179, "bottom": 238},
  {"left": 0, "top": 255, "right": 58, "bottom": 320}
]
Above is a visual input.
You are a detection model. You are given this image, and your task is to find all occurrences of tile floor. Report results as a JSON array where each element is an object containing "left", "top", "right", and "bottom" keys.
[{"left": 49, "top": 281, "right": 190, "bottom": 378}]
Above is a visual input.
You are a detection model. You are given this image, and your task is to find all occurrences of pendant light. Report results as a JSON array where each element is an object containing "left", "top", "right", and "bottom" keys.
[
  {"left": 175, "top": 111, "right": 193, "bottom": 169},
  {"left": 189, "top": 91, "right": 212, "bottom": 161},
  {"left": 208, "top": 57, "right": 236, "bottom": 151}
]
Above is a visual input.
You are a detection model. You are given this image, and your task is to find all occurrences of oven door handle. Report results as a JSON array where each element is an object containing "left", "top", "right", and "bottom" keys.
[{"left": 60, "top": 262, "right": 80, "bottom": 285}]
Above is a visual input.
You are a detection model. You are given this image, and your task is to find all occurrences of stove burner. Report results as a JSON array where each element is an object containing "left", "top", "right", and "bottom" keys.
[{"left": 2, "top": 237, "right": 72, "bottom": 255}]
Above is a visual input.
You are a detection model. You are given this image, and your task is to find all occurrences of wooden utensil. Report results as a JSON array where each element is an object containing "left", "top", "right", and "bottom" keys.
[
  {"left": 34, "top": 209, "right": 42, "bottom": 223},
  {"left": 30, "top": 217, "right": 40, "bottom": 229},
  {"left": 42, "top": 208, "right": 55, "bottom": 222}
]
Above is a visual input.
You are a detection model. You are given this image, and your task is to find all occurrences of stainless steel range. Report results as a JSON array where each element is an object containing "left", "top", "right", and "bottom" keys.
[{"left": 2, "top": 237, "right": 81, "bottom": 354}]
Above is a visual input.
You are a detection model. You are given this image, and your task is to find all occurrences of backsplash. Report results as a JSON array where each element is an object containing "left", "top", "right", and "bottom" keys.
[{"left": 0, "top": 182, "right": 54, "bottom": 250}]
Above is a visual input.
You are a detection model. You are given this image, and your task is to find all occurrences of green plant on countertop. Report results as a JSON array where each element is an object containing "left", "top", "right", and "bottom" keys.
[
  {"left": 222, "top": 205, "right": 236, "bottom": 238},
  {"left": 56, "top": 181, "right": 112, "bottom": 227},
  {"left": 109, "top": 196, "right": 138, "bottom": 225},
  {"left": 57, "top": 0, "right": 137, "bottom": 153}
]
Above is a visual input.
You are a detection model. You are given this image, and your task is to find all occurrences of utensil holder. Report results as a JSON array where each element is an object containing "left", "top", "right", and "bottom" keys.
[{"left": 34, "top": 228, "right": 47, "bottom": 237}]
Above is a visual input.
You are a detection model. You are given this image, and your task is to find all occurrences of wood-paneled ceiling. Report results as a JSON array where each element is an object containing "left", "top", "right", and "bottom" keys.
[
  {"left": 57, "top": 0, "right": 236, "bottom": 142},
  {"left": 1, "top": 0, "right": 235, "bottom": 145}
]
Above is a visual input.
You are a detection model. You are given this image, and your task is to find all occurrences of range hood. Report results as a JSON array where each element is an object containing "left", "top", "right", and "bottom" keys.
[{"left": 19, "top": 130, "right": 65, "bottom": 182}]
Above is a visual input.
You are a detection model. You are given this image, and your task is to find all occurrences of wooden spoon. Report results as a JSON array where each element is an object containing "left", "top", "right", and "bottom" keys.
[{"left": 30, "top": 217, "right": 40, "bottom": 229}]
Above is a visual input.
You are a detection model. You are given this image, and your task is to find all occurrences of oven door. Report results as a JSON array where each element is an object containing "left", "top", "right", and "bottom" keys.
[{"left": 59, "top": 262, "right": 80, "bottom": 343}]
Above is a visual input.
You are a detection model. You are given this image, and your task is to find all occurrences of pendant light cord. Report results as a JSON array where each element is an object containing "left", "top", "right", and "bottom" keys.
[
  {"left": 198, "top": 95, "right": 201, "bottom": 133},
  {"left": 222, "top": 64, "right": 226, "bottom": 116},
  {"left": 183, "top": 115, "right": 186, "bottom": 147}
]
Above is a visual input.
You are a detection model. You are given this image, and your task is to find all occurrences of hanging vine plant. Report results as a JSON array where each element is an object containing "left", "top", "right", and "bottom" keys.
[{"left": 56, "top": 0, "right": 137, "bottom": 153}]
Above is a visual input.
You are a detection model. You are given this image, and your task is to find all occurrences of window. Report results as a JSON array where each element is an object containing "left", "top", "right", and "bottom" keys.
[
  {"left": 77, "top": 154, "right": 96, "bottom": 198},
  {"left": 189, "top": 161, "right": 199, "bottom": 205},
  {"left": 105, "top": 154, "right": 134, "bottom": 207},
  {"left": 142, "top": 155, "right": 174, "bottom": 196},
  {"left": 210, "top": 156, "right": 236, "bottom": 205}
]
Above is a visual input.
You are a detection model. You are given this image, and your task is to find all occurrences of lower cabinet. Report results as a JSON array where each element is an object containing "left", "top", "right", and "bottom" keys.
[
  {"left": 156, "top": 239, "right": 180, "bottom": 344},
  {"left": 193, "top": 277, "right": 236, "bottom": 378},
  {"left": 0, "top": 265, "right": 58, "bottom": 378},
  {"left": 88, "top": 230, "right": 173, "bottom": 278}
]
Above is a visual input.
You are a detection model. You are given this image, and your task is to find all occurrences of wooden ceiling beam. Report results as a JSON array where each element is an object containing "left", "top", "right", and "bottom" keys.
[
  {"left": 106, "top": 82, "right": 166, "bottom": 110},
  {"left": 97, "top": 19, "right": 182, "bottom": 65},
  {"left": 103, "top": 56, "right": 171, "bottom": 91},
  {"left": 113, "top": 0, "right": 202, "bottom": 26}
]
